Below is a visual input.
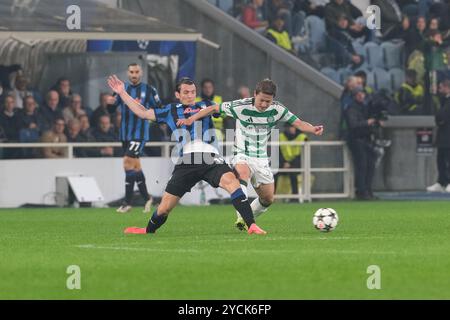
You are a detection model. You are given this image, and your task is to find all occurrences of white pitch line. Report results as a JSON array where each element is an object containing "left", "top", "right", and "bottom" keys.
[
  {"left": 74, "top": 244, "right": 418, "bottom": 256},
  {"left": 75, "top": 244, "right": 200, "bottom": 253}
]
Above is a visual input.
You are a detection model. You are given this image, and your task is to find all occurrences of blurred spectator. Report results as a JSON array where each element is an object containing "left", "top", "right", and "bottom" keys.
[
  {"left": 372, "top": 0, "right": 402, "bottom": 40},
  {"left": 339, "top": 76, "right": 362, "bottom": 139},
  {"left": 17, "top": 95, "right": 43, "bottom": 142},
  {"left": 399, "top": 16, "right": 422, "bottom": 58},
  {"left": 10, "top": 75, "right": 41, "bottom": 109},
  {"left": 424, "top": 30, "right": 450, "bottom": 113},
  {"left": 424, "top": 0, "right": 450, "bottom": 30},
  {"left": 324, "top": 0, "right": 367, "bottom": 39},
  {"left": 411, "top": 16, "right": 428, "bottom": 52},
  {"left": 266, "top": 16, "right": 297, "bottom": 55},
  {"left": 52, "top": 77, "right": 72, "bottom": 109},
  {"left": 66, "top": 118, "right": 95, "bottom": 158},
  {"left": 92, "top": 92, "right": 114, "bottom": 128},
  {"left": 40, "top": 117, "right": 67, "bottom": 159},
  {"left": 427, "top": 78, "right": 450, "bottom": 192},
  {"left": 328, "top": 14, "right": 364, "bottom": 68},
  {"left": 242, "top": 0, "right": 269, "bottom": 32},
  {"left": 293, "top": 0, "right": 328, "bottom": 18},
  {"left": 39, "top": 90, "right": 62, "bottom": 132},
  {"left": 275, "top": 124, "right": 308, "bottom": 197},
  {"left": 395, "top": 69, "right": 425, "bottom": 114},
  {"left": 268, "top": 0, "right": 305, "bottom": 38},
  {"left": 0, "top": 64, "right": 21, "bottom": 92},
  {"left": 92, "top": 115, "right": 117, "bottom": 157},
  {"left": 0, "top": 95, "right": 20, "bottom": 142},
  {"left": 62, "top": 94, "right": 87, "bottom": 123},
  {"left": 344, "top": 87, "right": 379, "bottom": 200},
  {"left": 78, "top": 114, "right": 94, "bottom": 140},
  {"left": 195, "top": 78, "right": 224, "bottom": 140},
  {"left": 354, "top": 70, "right": 374, "bottom": 95},
  {"left": 238, "top": 85, "right": 251, "bottom": 99}
]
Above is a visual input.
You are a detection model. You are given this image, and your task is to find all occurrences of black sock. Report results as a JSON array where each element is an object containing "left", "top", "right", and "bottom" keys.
[
  {"left": 124, "top": 170, "right": 136, "bottom": 205},
  {"left": 135, "top": 171, "right": 150, "bottom": 201},
  {"left": 146, "top": 210, "right": 168, "bottom": 233},
  {"left": 230, "top": 188, "right": 255, "bottom": 227}
]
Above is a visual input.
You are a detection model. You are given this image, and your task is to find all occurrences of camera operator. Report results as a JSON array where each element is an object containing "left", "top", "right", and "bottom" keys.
[{"left": 344, "top": 87, "right": 385, "bottom": 200}]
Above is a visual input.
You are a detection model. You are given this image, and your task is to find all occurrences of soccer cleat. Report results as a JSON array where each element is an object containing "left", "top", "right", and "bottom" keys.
[
  {"left": 426, "top": 183, "right": 445, "bottom": 193},
  {"left": 235, "top": 217, "right": 248, "bottom": 231},
  {"left": 446, "top": 185, "right": 450, "bottom": 193},
  {"left": 143, "top": 197, "right": 153, "bottom": 213},
  {"left": 116, "top": 205, "right": 132, "bottom": 213},
  {"left": 124, "top": 227, "right": 147, "bottom": 234},
  {"left": 247, "top": 223, "right": 267, "bottom": 235}
]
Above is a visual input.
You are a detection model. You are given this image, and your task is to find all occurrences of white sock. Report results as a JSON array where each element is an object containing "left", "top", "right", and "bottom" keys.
[
  {"left": 251, "top": 198, "right": 268, "bottom": 218},
  {"left": 236, "top": 184, "right": 248, "bottom": 219}
]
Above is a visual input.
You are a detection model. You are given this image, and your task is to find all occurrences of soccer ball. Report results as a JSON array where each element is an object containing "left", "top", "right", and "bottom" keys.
[{"left": 313, "top": 208, "right": 339, "bottom": 232}]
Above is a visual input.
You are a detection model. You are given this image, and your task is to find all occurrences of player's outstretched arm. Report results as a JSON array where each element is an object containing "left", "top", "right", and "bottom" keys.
[
  {"left": 176, "top": 105, "right": 220, "bottom": 127},
  {"left": 292, "top": 119, "right": 324, "bottom": 136},
  {"left": 107, "top": 75, "right": 156, "bottom": 121}
]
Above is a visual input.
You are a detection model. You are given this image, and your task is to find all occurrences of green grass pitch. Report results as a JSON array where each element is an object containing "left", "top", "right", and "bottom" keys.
[{"left": 0, "top": 201, "right": 449, "bottom": 299}]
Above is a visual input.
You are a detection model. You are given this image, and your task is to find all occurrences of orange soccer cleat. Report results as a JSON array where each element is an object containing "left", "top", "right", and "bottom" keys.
[
  {"left": 124, "top": 227, "right": 147, "bottom": 234},
  {"left": 247, "top": 223, "right": 267, "bottom": 235}
]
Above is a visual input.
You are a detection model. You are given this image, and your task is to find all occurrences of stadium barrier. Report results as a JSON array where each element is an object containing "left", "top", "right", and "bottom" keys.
[{"left": 0, "top": 141, "right": 353, "bottom": 204}]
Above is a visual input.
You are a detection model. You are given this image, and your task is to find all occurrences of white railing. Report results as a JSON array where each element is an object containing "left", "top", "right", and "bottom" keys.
[{"left": 0, "top": 141, "right": 353, "bottom": 201}]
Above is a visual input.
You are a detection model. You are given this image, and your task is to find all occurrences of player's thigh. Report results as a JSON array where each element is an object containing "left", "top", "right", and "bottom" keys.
[
  {"left": 165, "top": 165, "right": 201, "bottom": 199},
  {"left": 123, "top": 156, "right": 135, "bottom": 170},
  {"left": 255, "top": 183, "right": 275, "bottom": 205},
  {"left": 157, "top": 192, "right": 180, "bottom": 215},
  {"left": 234, "top": 163, "right": 251, "bottom": 181}
]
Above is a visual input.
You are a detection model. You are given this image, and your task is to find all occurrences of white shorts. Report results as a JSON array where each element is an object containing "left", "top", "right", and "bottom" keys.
[{"left": 231, "top": 154, "right": 274, "bottom": 188}]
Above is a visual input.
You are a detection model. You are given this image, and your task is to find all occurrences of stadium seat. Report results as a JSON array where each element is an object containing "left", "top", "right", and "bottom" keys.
[
  {"left": 372, "top": 67, "right": 391, "bottom": 92},
  {"left": 390, "top": 68, "right": 405, "bottom": 92},
  {"left": 364, "top": 42, "right": 384, "bottom": 70},
  {"left": 382, "top": 41, "right": 405, "bottom": 69},
  {"left": 320, "top": 67, "right": 339, "bottom": 83},
  {"left": 305, "top": 15, "right": 327, "bottom": 53},
  {"left": 352, "top": 40, "right": 365, "bottom": 57},
  {"left": 366, "top": 71, "right": 376, "bottom": 89}
]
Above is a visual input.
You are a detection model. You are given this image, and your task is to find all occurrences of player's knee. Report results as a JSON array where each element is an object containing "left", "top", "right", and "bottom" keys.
[
  {"left": 220, "top": 172, "right": 239, "bottom": 190},
  {"left": 261, "top": 194, "right": 274, "bottom": 206}
]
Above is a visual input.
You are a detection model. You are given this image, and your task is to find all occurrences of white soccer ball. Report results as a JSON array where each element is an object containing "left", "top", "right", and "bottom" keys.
[{"left": 313, "top": 208, "right": 339, "bottom": 232}]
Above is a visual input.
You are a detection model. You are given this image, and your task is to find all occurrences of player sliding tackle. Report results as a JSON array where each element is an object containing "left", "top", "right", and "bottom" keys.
[
  {"left": 107, "top": 75, "right": 267, "bottom": 235},
  {"left": 177, "top": 79, "right": 324, "bottom": 231}
]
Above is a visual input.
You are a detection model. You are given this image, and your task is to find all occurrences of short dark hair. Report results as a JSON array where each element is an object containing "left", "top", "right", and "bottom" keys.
[
  {"left": 176, "top": 77, "right": 196, "bottom": 92},
  {"left": 54, "top": 117, "right": 65, "bottom": 125},
  {"left": 255, "top": 79, "right": 277, "bottom": 97},
  {"left": 201, "top": 78, "right": 214, "bottom": 87},
  {"left": 128, "top": 63, "right": 140, "bottom": 68},
  {"left": 429, "top": 29, "right": 440, "bottom": 38},
  {"left": 354, "top": 70, "right": 367, "bottom": 79}
]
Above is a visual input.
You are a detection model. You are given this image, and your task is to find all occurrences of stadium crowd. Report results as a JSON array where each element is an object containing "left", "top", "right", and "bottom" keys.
[{"left": 214, "top": 0, "right": 450, "bottom": 115}]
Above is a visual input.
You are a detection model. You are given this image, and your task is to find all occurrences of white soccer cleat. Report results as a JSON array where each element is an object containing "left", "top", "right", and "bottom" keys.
[
  {"left": 426, "top": 183, "right": 445, "bottom": 193},
  {"left": 143, "top": 197, "right": 153, "bottom": 213},
  {"left": 446, "top": 185, "right": 450, "bottom": 193},
  {"left": 116, "top": 205, "right": 132, "bottom": 213}
]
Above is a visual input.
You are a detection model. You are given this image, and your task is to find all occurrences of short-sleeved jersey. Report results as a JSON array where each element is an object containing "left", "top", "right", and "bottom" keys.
[
  {"left": 154, "top": 100, "right": 218, "bottom": 156},
  {"left": 220, "top": 98, "right": 299, "bottom": 158},
  {"left": 115, "top": 82, "right": 161, "bottom": 141}
]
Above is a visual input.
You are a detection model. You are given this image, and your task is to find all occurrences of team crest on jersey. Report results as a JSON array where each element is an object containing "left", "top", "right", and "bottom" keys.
[{"left": 268, "top": 116, "right": 275, "bottom": 123}]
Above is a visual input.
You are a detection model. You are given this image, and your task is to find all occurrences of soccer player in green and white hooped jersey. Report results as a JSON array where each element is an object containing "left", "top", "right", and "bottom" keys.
[{"left": 177, "top": 79, "right": 324, "bottom": 230}]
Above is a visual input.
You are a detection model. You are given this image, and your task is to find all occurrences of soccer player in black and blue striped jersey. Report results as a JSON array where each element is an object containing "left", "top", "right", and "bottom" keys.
[
  {"left": 108, "top": 63, "right": 162, "bottom": 213},
  {"left": 107, "top": 75, "right": 267, "bottom": 235}
]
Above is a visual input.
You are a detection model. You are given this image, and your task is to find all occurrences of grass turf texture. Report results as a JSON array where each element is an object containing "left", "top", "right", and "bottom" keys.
[{"left": 0, "top": 201, "right": 449, "bottom": 299}]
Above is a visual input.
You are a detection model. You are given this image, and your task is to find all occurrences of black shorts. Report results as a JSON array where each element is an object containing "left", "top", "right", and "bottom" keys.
[
  {"left": 122, "top": 140, "right": 145, "bottom": 158},
  {"left": 165, "top": 153, "right": 234, "bottom": 197}
]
